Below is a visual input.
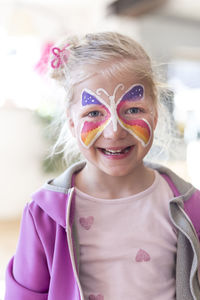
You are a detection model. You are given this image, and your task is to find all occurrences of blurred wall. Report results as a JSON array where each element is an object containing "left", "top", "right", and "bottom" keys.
[{"left": 0, "top": 103, "right": 50, "bottom": 219}]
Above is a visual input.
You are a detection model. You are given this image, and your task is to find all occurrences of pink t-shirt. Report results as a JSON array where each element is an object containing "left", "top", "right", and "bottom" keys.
[{"left": 74, "top": 171, "right": 177, "bottom": 300}]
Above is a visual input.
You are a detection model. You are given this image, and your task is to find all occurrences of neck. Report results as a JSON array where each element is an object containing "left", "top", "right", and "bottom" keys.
[{"left": 75, "top": 162, "right": 155, "bottom": 199}]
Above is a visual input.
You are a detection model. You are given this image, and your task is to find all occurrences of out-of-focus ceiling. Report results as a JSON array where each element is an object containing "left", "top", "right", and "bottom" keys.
[
  {"left": 0, "top": 0, "right": 118, "bottom": 39},
  {"left": 108, "top": 0, "right": 168, "bottom": 17},
  {"left": 108, "top": 0, "right": 200, "bottom": 22},
  {"left": 0, "top": 0, "right": 199, "bottom": 61}
]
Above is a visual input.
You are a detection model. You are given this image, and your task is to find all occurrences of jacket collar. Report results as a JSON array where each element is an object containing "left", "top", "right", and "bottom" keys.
[
  {"left": 31, "top": 161, "right": 86, "bottom": 227},
  {"left": 31, "top": 160, "right": 196, "bottom": 228}
]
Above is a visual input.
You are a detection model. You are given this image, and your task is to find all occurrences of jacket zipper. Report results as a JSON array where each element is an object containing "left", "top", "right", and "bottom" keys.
[{"left": 65, "top": 187, "right": 84, "bottom": 300}]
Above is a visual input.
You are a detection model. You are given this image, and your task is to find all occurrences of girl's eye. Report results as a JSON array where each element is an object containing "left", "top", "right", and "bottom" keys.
[
  {"left": 126, "top": 107, "right": 143, "bottom": 114},
  {"left": 87, "top": 111, "right": 102, "bottom": 118}
]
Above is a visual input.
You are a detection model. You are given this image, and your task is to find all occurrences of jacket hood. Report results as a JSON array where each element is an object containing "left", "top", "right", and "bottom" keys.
[{"left": 31, "top": 160, "right": 197, "bottom": 228}]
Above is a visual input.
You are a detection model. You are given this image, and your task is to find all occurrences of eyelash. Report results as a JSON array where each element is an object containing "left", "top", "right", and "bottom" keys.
[
  {"left": 125, "top": 107, "right": 143, "bottom": 114},
  {"left": 87, "top": 110, "right": 103, "bottom": 118}
]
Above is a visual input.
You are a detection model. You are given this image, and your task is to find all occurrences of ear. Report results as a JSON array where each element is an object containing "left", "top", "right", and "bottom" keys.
[{"left": 66, "top": 110, "right": 76, "bottom": 137}]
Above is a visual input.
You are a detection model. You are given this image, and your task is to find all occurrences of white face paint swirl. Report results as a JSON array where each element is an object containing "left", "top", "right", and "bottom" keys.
[{"left": 96, "top": 83, "right": 124, "bottom": 132}]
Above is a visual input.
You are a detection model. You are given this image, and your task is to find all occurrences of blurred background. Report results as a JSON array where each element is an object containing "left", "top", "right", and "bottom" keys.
[{"left": 0, "top": 0, "right": 200, "bottom": 298}]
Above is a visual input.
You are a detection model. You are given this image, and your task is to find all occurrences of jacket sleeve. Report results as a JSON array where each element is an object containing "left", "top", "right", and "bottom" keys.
[{"left": 5, "top": 204, "right": 50, "bottom": 300}]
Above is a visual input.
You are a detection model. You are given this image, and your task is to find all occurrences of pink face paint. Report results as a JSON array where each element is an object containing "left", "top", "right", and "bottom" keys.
[{"left": 79, "top": 84, "right": 152, "bottom": 148}]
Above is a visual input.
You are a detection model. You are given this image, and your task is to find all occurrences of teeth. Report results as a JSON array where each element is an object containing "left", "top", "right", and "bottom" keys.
[
  {"left": 106, "top": 149, "right": 123, "bottom": 153},
  {"left": 104, "top": 150, "right": 121, "bottom": 155},
  {"left": 103, "top": 147, "right": 131, "bottom": 155}
]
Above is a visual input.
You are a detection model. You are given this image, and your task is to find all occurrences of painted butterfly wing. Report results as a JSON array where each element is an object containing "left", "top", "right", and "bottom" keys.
[
  {"left": 80, "top": 89, "right": 111, "bottom": 148},
  {"left": 116, "top": 84, "right": 151, "bottom": 147}
]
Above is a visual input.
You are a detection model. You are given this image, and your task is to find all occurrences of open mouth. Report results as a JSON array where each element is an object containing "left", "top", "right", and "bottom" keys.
[{"left": 99, "top": 146, "right": 133, "bottom": 156}]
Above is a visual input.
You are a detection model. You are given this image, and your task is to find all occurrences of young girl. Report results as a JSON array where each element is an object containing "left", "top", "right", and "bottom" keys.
[{"left": 5, "top": 32, "right": 200, "bottom": 300}]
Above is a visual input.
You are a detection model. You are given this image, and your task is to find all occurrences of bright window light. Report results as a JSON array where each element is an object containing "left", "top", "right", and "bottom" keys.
[
  {"left": 0, "top": 279, "right": 5, "bottom": 300},
  {"left": 0, "top": 36, "right": 49, "bottom": 110}
]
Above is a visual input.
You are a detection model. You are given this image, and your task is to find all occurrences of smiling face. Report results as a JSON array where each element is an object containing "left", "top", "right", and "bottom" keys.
[{"left": 69, "top": 69, "right": 157, "bottom": 177}]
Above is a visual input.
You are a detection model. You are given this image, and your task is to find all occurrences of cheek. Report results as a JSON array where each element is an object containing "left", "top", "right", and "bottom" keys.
[
  {"left": 118, "top": 118, "right": 152, "bottom": 147},
  {"left": 79, "top": 118, "right": 110, "bottom": 148}
]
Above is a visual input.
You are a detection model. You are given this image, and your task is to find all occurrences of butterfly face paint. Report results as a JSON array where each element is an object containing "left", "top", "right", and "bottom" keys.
[{"left": 80, "top": 84, "right": 152, "bottom": 148}]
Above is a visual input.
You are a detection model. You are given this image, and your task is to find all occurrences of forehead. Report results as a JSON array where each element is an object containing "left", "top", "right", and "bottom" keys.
[{"left": 72, "top": 70, "right": 151, "bottom": 106}]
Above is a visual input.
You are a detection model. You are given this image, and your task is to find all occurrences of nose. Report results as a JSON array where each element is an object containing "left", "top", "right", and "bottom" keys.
[{"left": 102, "top": 121, "right": 127, "bottom": 140}]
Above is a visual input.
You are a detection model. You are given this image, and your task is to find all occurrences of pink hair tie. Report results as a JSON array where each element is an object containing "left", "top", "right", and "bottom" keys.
[{"left": 51, "top": 44, "right": 70, "bottom": 69}]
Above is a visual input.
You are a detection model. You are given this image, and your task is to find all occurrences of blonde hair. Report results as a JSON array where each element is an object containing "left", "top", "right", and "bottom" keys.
[{"left": 48, "top": 31, "right": 175, "bottom": 167}]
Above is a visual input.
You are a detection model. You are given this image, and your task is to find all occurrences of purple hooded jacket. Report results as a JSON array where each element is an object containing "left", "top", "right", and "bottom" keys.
[{"left": 5, "top": 161, "right": 200, "bottom": 300}]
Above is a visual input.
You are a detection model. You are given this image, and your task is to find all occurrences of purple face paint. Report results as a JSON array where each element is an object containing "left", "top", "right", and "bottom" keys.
[
  {"left": 82, "top": 91, "right": 103, "bottom": 106},
  {"left": 121, "top": 84, "right": 144, "bottom": 102}
]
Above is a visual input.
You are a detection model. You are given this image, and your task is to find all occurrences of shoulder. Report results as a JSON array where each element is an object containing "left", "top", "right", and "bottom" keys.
[
  {"left": 28, "top": 160, "right": 86, "bottom": 228},
  {"left": 145, "top": 161, "right": 196, "bottom": 197}
]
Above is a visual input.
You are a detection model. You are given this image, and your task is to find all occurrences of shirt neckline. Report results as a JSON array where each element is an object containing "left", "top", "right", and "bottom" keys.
[{"left": 74, "top": 170, "right": 160, "bottom": 204}]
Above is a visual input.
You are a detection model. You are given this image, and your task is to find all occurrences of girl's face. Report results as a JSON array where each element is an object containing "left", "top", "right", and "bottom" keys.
[{"left": 69, "top": 70, "right": 157, "bottom": 177}]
